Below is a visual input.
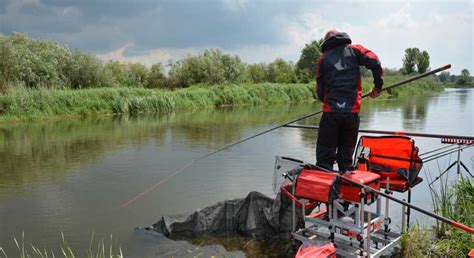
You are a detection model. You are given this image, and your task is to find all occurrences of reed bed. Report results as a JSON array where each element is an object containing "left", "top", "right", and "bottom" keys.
[{"left": 0, "top": 76, "right": 442, "bottom": 122}]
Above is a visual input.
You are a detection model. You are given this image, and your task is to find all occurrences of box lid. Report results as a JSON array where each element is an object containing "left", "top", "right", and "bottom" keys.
[{"left": 342, "top": 170, "right": 380, "bottom": 184}]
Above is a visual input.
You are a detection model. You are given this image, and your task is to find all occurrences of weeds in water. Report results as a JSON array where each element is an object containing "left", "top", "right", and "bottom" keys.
[{"left": 1, "top": 232, "right": 123, "bottom": 258}]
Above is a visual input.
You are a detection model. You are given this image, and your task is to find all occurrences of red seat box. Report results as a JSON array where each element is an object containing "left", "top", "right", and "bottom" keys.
[
  {"left": 295, "top": 169, "right": 339, "bottom": 203},
  {"left": 340, "top": 170, "right": 380, "bottom": 203}
]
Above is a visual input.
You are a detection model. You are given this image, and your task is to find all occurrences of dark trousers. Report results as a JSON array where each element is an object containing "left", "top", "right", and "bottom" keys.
[{"left": 316, "top": 112, "right": 360, "bottom": 172}]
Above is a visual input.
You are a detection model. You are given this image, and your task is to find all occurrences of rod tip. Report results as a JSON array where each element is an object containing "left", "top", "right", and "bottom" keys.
[{"left": 443, "top": 64, "right": 452, "bottom": 69}]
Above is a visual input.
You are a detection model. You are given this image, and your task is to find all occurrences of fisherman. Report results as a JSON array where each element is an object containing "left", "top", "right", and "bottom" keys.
[{"left": 315, "top": 29, "right": 383, "bottom": 172}]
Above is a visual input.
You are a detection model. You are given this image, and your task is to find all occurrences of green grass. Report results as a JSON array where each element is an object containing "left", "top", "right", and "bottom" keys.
[
  {"left": 0, "top": 232, "right": 123, "bottom": 258},
  {"left": 0, "top": 83, "right": 315, "bottom": 122},
  {"left": 401, "top": 176, "right": 474, "bottom": 257},
  {"left": 400, "top": 225, "right": 436, "bottom": 257},
  {"left": 0, "top": 75, "right": 443, "bottom": 122}
]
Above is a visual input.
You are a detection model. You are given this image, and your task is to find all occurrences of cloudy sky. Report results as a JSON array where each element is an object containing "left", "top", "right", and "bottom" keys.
[{"left": 0, "top": 0, "right": 472, "bottom": 74}]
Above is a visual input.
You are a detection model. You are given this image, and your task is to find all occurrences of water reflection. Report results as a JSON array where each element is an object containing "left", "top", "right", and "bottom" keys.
[
  {"left": 0, "top": 102, "right": 318, "bottom": 194},
  {"left": 0, "top": 88, "right": 472, "bottom": 256}
]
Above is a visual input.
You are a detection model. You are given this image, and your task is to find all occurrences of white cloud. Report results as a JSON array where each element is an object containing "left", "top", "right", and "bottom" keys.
[
  {"left": 97, "top": 44, "right": 202, "bottom": 67},
  {"left": 97, "top": 1, "right": 472, "bottom": 74}
]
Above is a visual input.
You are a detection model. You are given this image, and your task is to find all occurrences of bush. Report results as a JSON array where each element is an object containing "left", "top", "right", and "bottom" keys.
[
  {"left": 146, "top": 63, "right": 166, "bottom": 88},
  {"left": 0, "top": 33, "right": 73, "bottom": 88}
]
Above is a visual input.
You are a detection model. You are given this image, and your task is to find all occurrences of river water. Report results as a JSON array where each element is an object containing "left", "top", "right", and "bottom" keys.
[{"left": 0, "top": 88, "right": 472, "bottom": 257}]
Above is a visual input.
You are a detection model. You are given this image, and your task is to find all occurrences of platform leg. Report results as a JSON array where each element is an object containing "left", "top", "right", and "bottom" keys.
[
  {"left": 407, "top": 189, "right": 412, "bottom": 229},
  {"left": 366, "top": 212, "right": 372, "bottom": 258},
  {"left": 401, "top": 199, "right": 407, "bottom": 233}
]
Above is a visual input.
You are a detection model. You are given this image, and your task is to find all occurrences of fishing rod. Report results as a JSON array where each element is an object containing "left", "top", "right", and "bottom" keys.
[
  {"left": 283, "top": 125, "right": 474, "bottom": 142},
  {"left": 423, "top": 144, "right": 472, "bottom": 163},
  {"left": 420, "top": 145, "right": 456, "bottom": 156},
  {"left": 120, "top": 64, "right": 452, "bottom": 208}
]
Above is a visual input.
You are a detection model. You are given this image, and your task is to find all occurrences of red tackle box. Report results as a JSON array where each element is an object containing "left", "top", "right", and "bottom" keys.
[{"left": 340, "top": 170, "right": 380, "bottom": 204}]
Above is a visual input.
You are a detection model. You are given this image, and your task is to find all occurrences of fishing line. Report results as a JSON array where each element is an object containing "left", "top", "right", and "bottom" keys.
[{"left": 120, "top": 64, "right": 451, "bottom": 208}]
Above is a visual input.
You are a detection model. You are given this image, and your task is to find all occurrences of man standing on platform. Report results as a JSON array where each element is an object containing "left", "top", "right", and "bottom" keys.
[{"left": 315, "top": 29, "right": 383, "bottom": 172}]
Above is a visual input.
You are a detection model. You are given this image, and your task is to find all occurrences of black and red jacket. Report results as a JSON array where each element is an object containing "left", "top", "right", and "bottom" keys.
[{"left": 316, "top": 32, "right": 383, "bottom": 113}]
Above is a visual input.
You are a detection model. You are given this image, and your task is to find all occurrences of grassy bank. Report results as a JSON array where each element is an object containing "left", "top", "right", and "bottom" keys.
[
  {"left": 401, "top": 177, "right": 474, "bottom": 257},
  {"left": 442, "top": 82, "right": 474, "bottom": 88},
  {"left": 0, "top": 75, "right": 443, "bottom": 122},
  {"left": 0, "top": 83, "right": 314, "bottom": 122}
]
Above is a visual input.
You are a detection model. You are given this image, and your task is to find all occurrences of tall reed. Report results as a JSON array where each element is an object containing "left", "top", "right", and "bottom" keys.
[{"left": 1, "top": 232, "right": 123, "bottom": 258}]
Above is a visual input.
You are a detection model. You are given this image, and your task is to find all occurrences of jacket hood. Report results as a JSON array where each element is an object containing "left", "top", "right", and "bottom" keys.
[{"left": 321, "top": 32, "right": 352, "bottom": 52}]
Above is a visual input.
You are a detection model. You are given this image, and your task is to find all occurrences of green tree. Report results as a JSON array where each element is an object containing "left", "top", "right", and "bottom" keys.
[
  {"left": 415, "top": 50, "right": 430, "bottom": 74},
  {"left": 1, "top": 33, "right": 74, "bottom": 88},
  {"left": 221, "top": 54, "right": 245, "bottom": 83},
  {"left": 0, "top": 35, "right": 16, "bottom": 85},
  {"left": 402, "top": 48, "right": 419, "bottom": 74},
  {"left": 296, "top": 40, "right": 322, "bottom": 82},
  {"left": 66, "top": 51, "right": 112, "bottom": 89},
  {"left": 104, "top": 61, "right": 127, "bottom": 86},
  {"left": 168, "top": 49, "right": 247, "bottom": 87},
  {"left": 438, "top": 71, "right": 450, "bottom": 83},
  {"left": 456, "top": 69, "right": 471, "bottom": 85},
  {"left": 146, "top": 63, "right": 166, "bottom": 88},
  {"left": 268, "top": 58, "right": 297, "bottom": 83},
  {"left": 450, "top": 74, "right": 457, "bottom": 83},
  {"left": 246, "top": 63, "right": 266, "bottom": 83},
  {"left": 125, "top": 63, "right": 149, "bottom": 87}
]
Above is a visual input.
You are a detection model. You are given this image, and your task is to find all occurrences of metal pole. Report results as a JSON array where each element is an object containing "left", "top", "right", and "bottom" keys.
[
  {"left": 407, "top": 189, "right": 412, "bottom": 229},
  {"left": 457, "top": 144, "right": 461, "bottom": 175},
  {"left": 401, "top": 200, "right": 407, "bottom": 233},
  {"left": 384, "top": 178, "right": 390, "bottom": 239},
  {"left": 360, "top": 188, "right": 366, "bottom": 256},
  {"left": 366, "top": 212, "right": 372, "bottom": 258},
  {"left": 291, "top": 172, "right": 297, "bottom": 252}
]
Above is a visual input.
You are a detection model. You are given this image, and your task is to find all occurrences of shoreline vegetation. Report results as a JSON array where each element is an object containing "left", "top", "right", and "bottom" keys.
[
  {"left": 0, "top": 75, "right": 442, "bottom": 122},
  {"left": 401, "top": 177, "right": 474, "bottom": 257},
  {"left": 0, "top": 33, "right": 445, "bottom": 122}
]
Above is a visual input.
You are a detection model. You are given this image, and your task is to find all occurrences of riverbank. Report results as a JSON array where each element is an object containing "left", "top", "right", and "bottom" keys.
[
  {"left": 401, "top": 177, "right": 474, "bottom": 257},
  {"left": 0, "top": 75, "right": 442, "bottom": 122}
]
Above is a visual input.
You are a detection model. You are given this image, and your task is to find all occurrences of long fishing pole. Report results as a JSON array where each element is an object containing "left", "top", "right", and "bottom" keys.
[
  {"left": 420, "top": 145, "right": 456, "bottom": 156},
  {"left": 283, "top": 125, "right": 474, "bottom": 142},
  {"left": 424, "top": 144, "right": 472, "bottom": 163},
  {"left": 120, "top": 64, "right": 451, "bottom": 208}
]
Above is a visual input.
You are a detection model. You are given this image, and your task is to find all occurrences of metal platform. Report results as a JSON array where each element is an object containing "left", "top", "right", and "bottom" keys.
[{"left": 292, "top": 193, "right": 404, "bottom": 257}]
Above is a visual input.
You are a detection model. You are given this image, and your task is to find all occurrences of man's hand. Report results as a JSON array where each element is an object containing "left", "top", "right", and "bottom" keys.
[{"left": 370, "top": 87, "right": 381, "bottom": 98}]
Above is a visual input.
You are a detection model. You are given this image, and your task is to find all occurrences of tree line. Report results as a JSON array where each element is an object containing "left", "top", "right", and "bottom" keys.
[
  {"left": 1, "top": 33, "right": 470, "bottom": 90},
  {"left": 438, "top": 69, "right": 472, "bottom": 85},
  {"left": 0, "top": 33, "right": 306, "bottom": 90}
]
